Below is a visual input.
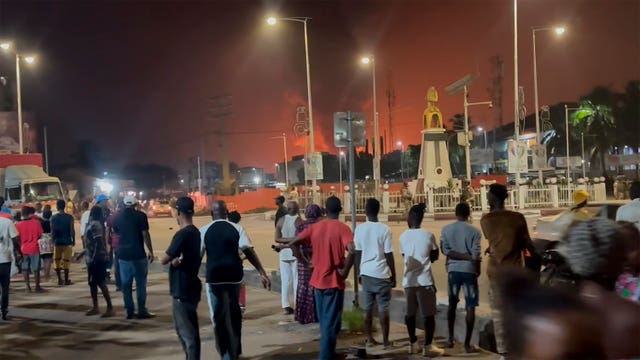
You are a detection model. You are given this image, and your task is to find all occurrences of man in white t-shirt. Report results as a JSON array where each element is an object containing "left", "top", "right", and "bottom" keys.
[
  {"left": 0, "top": 216, "right": 20, "bottom": 320},
  {"left": 399, "top": 203, "right": 445, "bottom": 357},
  {"left": 275, "top": 201, "right": 302, "bottom": 315},
  {"left": 354, "top": 198, "right": 396, "bottom": 348}
]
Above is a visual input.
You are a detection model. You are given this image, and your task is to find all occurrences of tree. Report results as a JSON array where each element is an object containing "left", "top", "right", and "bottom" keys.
[
  {"left": 618, "top": 81, "right": 640, "bottom": 177},
  {"left": 572, "top": 101, "right": 616, "bottom": 178}
]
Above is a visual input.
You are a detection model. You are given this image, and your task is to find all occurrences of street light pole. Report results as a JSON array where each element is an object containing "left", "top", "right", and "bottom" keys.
[
  {"left": 581, "top": 132, "right": 586, "bottom": 179},
  {"left": 564, "top": 105, "right": 579, "bottom": 182},
  {"left": 533, "top": 26, "right": 565, "bottom": 183},
  {"left": 464, "top": 85, "right": 471, "bottom": 180},
  {"left": 514, "top": 0, "right": 521, "bottom": 189},
  {"left": 267, "top": 17, "right": 316, "bottom": 193},
  {"left": 339, "top": 151, "right": 344, "bottom": 196},
  {"left": 270, "top": 133, "right": 290, "bottom": 189},
  {"left": 361, "top": 56, "right": 380, "bottom": 197},
  {"left": 397, "top": 141, "right": 404, "bottom": 181},
  {"left": 16, "top": 53, "right": 23, "bottom": 154}
]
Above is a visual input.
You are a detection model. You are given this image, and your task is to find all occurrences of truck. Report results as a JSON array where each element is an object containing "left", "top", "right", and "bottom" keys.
[{"left": 0, "top": 154, "right": 65, "bottom": 212}]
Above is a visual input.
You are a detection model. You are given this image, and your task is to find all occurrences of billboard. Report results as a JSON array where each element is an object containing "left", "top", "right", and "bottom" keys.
[{"left": 0, "top": 112, "right": 38, "bottom": 154}]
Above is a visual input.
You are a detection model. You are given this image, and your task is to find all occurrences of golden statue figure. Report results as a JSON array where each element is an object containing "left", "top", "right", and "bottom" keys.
[{"left": 423, "top": 86, "right": 444, "bottom": 129}]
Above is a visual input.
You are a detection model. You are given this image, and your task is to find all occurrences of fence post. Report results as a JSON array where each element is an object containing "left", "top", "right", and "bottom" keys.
[
  {"left": 480, "top": 186, "right": 488, "bottom": 212},
  {"left": 382, "top": 187, "right": 390, "bottom": 214},
  {"left": 550, "top": 184, "right": 559, "bottom": 208},
  {"left": 518, "top": 185, "right": 527, "bottom": 209},
  {"left": 427, "top": 188, "right": 435, "bottom": 214}
]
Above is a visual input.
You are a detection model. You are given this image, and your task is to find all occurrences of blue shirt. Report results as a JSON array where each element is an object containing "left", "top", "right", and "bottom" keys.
[{"left": 440, "top": 220, "right": 481, "bottom": 274}]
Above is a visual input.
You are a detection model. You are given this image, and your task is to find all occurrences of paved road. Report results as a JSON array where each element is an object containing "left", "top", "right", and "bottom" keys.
[
  {"left": 1, "top": 264, "right": 498, "bottom": 360},
  {"left": 122, "top": 213, "right": 537, "bottom": 308}
]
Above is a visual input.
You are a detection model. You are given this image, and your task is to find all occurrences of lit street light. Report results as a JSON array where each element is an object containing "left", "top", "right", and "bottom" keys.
[
  {"left": 477, "top": 127, "right": 487, "bottom": 150},
  {"left": 533, "top": 25, "right": 566, "bottom": 182},
  {"left": 1, "top": 41, "right": 37, "bottom": 154},
  {"left": 397, "top": 141, "right": 405, "bottom": 181},
  {"left": 266, "top": 16, "right": 317, "bottom": 196},
  {"left": 361, "top": 55, "right": 380, "bottom": 197}
]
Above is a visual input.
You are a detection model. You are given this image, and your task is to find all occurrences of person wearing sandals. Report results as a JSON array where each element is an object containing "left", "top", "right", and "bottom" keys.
[{"left": 83, "top": 206, "right": 115, "bottom": 318}]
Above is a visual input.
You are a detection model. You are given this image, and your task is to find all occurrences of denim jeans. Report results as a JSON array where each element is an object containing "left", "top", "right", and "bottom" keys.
[
  {"left": 314, "top": 288, "right": 345, "bottom": 360},
  {"left": 113, "top": 251, "right": 121, "bottom": 289},
  {"left": 0, "top": 262, "right": 10, "bottom": 315},
  {"left": 206, "top": 283, "right": 242, "bottom": 360},
  {"left": 119, "top": 258, "right": 149, "bottom": 317},
  {"left": 173, "top": 298, "right": 201, "bottom": 360}
]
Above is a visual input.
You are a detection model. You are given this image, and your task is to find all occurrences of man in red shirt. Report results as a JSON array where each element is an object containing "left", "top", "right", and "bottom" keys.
[
  {"left": 289, "top": 196, "right": 355, "bottom": 360},
  {"left": 16, "top": 206, "right": 45, "bottom": 292}
]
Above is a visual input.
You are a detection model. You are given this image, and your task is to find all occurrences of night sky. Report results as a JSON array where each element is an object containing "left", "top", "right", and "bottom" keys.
[{"left": 0, "top": 0, "right": 638, "bottom": 175}]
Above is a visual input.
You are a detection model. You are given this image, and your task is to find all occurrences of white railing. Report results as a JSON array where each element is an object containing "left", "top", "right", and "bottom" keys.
[{"left": 294, "top": 182, "right": 606, "bottom": 215}]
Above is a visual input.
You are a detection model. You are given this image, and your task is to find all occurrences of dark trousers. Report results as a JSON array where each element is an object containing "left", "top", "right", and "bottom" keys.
[
  {"left": 206, "top": 283, "right": 242, "bottom": 360},
  {"left": 0, "top": 262, "right": 10, "bottom": 315},
  {"left": 173, "top": 298, "right": 201, "bottom": 360},
  {"left": 314, "top": 288, "right": 345, "bottom": 360}
]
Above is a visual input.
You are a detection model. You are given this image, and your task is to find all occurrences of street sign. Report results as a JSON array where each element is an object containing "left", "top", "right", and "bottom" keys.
[
  {"left": 334, "top": 112, "right": 366, "bottom": 147},
  {"left": 305, "top": 152, "right": 324, "bottom": 180}
]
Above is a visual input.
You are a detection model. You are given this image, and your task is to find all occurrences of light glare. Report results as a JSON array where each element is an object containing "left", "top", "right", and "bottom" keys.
[
  {"left": 267, "top": 17, "right": 277, "bottom": 25},
  {"left": 554, "top": 27, "right": 566, "bottom": 35},
  {"left": 0, "top": 43, "right": 10, "bottom": 51},
  {"left": 361, "top": 57, "right": 371, "bottom": 65},
  {"left": 24, "top": 56, "right": 35, "bottom": 64}
]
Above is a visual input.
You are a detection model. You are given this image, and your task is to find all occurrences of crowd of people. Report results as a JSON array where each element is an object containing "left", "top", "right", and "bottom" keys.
[{"left": 0, "top": 180, "right": 638, "bottom": 360}]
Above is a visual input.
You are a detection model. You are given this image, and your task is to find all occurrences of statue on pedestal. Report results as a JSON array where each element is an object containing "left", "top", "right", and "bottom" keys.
[{"left": 423, "top": 87, "right": 444, "bottom": 129}]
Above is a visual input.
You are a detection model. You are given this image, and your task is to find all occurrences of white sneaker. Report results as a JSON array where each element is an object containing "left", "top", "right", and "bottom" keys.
[{"left": 422, "top": 344, "right": 446, "bottom": 357}]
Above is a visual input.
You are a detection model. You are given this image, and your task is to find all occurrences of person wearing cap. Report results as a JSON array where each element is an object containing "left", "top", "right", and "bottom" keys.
[
  {"left": 570, "top": 189, "right": 592, "bottom": 221},
  {"left": 480, "top": 184, "right": 533, "bottom": 358},
  {"left": 200, "top": 200, "right": 271, "bottom": 360},
  {"left": 617, "top": 181, "right": 640, "bottom": 231},
  {"left": 114, "top": 195, "right": 155, "bottom": 320},
  {"left": 51, "top": 199, "right": 76, "bottom": 286},
  {"left": 161, "top": 197, "right": 202, "bottom": 360},
  {"left": 274, "top": 196, "right": 287, "bottom": 228}
]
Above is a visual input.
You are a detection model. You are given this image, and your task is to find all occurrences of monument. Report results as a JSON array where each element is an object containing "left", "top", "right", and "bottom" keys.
[{"left": 416, "top": 87, "right": 453, "bottom": 192}]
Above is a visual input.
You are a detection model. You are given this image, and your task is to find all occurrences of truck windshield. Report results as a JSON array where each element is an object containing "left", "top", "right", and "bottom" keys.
[{"left": 24, "top": 182, "right": 63, "bottom": 202}]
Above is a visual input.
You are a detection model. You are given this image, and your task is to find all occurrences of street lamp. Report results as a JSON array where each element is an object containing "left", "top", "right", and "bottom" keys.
[
  {"left": 463, "top": 90, "right": 492, "bottom": 180},
  {"left": 360, "top": 55, "right": 380, "bottom": 197},
  {"left": 478, "top": 127, "right": 488, "bottom": 150},
  {"left": 266, "top": 16, "right": 317, "bottom": 195},
  {"left": 270, "top": 133, "right": 289, "bottom": 189},
  {"left": 1, "top": 41, "right": 36, "bottom": 155},
  {"left": 532, "top": 25, "right": 566, "bottom": 182},
  {"left": 397, "top": 141, "right": 405, "bottom": 181}
]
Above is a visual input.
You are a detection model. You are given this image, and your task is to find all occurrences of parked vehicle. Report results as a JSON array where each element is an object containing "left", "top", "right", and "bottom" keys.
[
  {"left": 0, "top": 154, "right": 64, "bottom": 213},
  {"left": 149, "top": 199, "right": 172, "bottom": 217}
]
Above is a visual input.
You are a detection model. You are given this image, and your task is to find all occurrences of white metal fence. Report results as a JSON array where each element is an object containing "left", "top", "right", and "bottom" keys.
[{"left": 296, "top": 183, "right": 607, "bottom": 214}]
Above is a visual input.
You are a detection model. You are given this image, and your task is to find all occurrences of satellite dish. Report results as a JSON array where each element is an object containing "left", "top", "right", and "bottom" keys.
[{"left": 445, "top": 74, "right": 476, "bottom": 96}]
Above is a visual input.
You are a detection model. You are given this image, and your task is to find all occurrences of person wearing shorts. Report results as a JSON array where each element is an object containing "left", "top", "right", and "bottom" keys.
[
  {"left": 354, "top": 198, "right": 396, "bottom": 348},
  {"left": 399, "top": 203, "right": 445, "bottom": 357},
  {"left": 441, "top": 202, "right": 481, "bottom": 353},
  {"left": 51, "top": 200, "right": 76, "bottom": 286},
  {"left": 16, "top": 206, "right": 45, "bottom": 293}
]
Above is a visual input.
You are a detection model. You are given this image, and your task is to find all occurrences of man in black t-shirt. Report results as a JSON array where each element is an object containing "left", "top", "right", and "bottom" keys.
[
  {"left": 274, "top": 196, "right": 286, "bottom": 227},
  {"left": 162, "top": 197, "right": 202, "bottom": 360},
  {"left": 51, "top": 200, "right": 76, "bottom": 286},
  {"left": 200, "top": 200, "right": 270, "bottom": 360},
  {"left": 114, "top": 195, "right": 155, "bottom": 320}
]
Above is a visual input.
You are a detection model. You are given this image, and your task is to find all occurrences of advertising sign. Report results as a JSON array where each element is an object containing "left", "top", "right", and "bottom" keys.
[{"left": 508, "top": 140, "right": 528, "bottom": 173}]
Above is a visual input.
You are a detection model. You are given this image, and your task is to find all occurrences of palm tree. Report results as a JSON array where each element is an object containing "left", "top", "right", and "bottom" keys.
[{"left": 572, "top": 101, "right": 616, "bottom": 178}]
